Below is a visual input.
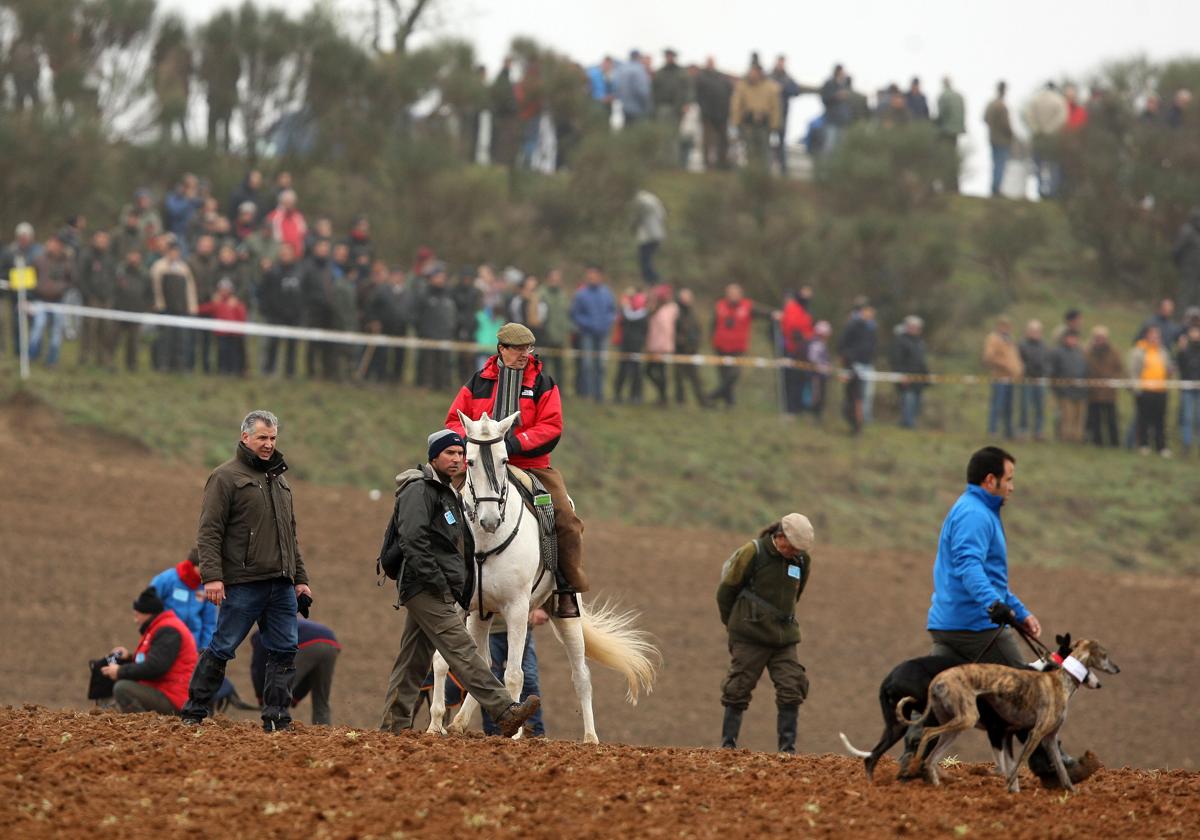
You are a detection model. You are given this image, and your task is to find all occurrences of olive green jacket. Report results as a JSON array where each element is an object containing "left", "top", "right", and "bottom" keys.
[
  {"left": 717, "top": 538, "right": 810, "bottom": 647},
  {"left": 196, "top": 443, "right": 308, "bottom": 587}
]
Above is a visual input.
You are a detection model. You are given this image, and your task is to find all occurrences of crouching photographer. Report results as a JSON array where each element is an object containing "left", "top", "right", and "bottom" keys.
[{"left": 100, "top": 588, "right": 198, "bottom": 715}]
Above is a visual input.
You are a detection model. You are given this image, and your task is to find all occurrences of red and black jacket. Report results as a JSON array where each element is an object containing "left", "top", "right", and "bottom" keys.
[
  {"left": 118, "top": 610, "right": 199, "bottom": 711},
  {"left": 445, "top": 356, "right": 562, "bottom": 469},
  {"left": 713, "top": 298, "right": 755, "bottom": 354}
]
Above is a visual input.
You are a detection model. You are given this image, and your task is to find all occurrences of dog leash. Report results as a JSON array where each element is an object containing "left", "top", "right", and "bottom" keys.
[{"left": 972, "top": 624, "right": 1008, "bottom": 664}]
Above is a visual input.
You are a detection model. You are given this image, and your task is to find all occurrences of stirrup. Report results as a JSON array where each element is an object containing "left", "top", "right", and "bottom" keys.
[{"left": 553, "top": 589, "right": 580, "bottom": 619}]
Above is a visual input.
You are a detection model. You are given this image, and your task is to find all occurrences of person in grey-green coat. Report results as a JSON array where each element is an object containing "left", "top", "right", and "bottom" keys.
[
  {"left": 936, "top": 77, "right": 966, "bottom": 192},
  {"left": 716, "top": 513, "right": 814, "bottom": 754}
]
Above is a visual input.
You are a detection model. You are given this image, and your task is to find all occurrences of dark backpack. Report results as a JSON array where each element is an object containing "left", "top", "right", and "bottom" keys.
[{"left": 375, "top": 473, "right": 424, "bottom": 581}]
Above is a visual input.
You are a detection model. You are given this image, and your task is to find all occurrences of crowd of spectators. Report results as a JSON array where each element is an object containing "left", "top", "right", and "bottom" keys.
[{"left": 3, "top": 169, "right": 1199, "bottom": 454}]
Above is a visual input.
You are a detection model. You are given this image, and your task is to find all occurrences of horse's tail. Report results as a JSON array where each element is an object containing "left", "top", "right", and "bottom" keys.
[{"left": 578, "top": 599, "right": 660, "bottom": 705}]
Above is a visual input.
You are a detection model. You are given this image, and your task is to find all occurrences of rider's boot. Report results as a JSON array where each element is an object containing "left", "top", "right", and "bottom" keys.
[
  {"left": 721, "top": 705, "right": 743, "bottom": 749},
  {"left": 553, "top": 589, "right": 580, "bottom": 619}
]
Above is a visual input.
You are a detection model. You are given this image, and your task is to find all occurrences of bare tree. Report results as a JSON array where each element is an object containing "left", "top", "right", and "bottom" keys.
[{"left": 384, "top": 0, "right": 431, "bottom": 54}]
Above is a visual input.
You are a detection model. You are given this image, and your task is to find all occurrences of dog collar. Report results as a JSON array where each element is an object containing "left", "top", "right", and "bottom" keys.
[
  {"left": 1050, "top": 652, "right": 1064, "bottom": 665},
  {"left": 1062, "top": 655, "right": 1089, "bottom": 684}
]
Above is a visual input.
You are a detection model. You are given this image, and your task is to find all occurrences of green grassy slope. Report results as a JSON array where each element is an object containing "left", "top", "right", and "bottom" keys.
[{"left": 5, "top": 359, "right": 1196, "bottom": 577}]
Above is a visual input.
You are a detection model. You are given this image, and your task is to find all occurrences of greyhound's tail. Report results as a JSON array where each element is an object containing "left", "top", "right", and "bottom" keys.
[
  {"left": 894, "top": 696, "right": 932, "bottom": 727},
  {"left": 838, "top": 732, "right": 872, "bottom": 758},
  {"left": 574, "top": 599, "right": 660, "bottom": 705}
]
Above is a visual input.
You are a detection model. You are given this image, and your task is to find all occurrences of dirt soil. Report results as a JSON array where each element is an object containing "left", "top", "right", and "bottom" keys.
[
  {"left": 1, "top": 392, "right": 1199, "bottom": 837},
  {"left": 3, "top": 706, "right": 1198, "bottom": 839}
]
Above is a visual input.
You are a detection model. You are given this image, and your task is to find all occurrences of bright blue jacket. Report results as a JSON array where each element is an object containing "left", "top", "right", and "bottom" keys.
[
  {"left": 570, "top": 283, "right": 617, "bottom": 337},
  {"left": 927, "top": 485, "right": 1030, "bottom": 632},
  {"left": 150, "top": 566, "right": 217, "bottom": 650}
]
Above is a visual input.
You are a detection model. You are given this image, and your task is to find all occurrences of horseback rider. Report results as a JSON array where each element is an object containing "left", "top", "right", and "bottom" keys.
[{"left": 445, "top": 322, "right": 585, "bottom": 619}]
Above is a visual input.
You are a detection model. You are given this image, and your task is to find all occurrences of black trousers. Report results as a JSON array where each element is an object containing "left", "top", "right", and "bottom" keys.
[
  {"left": 263, "top": 336, "right": 298, "bottom": 377},
  {"left": 674, "top": 362, "right": 707, "bottom": 406},
  {"left": 1087, "top": 401, "right": 1119, "bottom": 447},
  {"left": 645, "top": 361, "right": 669, "bottom": 403},
  {"left": 709, "top": 359, "right": 742, "bottom": 406},
  {"left": 1136, "top": 391, "right": 1167, "bottom": 451},
  {"left": 614, "top": 358, "right": 644, "bottom": 403}
]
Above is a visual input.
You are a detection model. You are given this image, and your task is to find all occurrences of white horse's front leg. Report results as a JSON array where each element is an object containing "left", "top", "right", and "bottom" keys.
[
  {"left": 552, "top": 612, "right": 597, "bottom": 744},
  {"left": 448, "top": 612, "right": 491, "bottom": 734},
  {"left": 500, "top": 602, "right": 531, "bottom": 739},
  {"left": 426, "top": 651, "right": 450, "bottom": 734}
]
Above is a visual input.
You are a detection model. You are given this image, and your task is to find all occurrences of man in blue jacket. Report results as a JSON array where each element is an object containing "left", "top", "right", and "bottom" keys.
[
  {"left": 926, "top": 445, "right": 1096, "bottom": 787},
  {"left": 927, "top": 445, "right": 1038, "bottom": 663},
  {"left": 569, "top": 265, "right": 617, "bottom": 402}
]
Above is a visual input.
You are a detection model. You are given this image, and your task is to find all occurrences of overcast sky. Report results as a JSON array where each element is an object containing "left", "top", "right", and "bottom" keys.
[{"left": 166, "top": 0, "right": 1200, "bottom": 195}]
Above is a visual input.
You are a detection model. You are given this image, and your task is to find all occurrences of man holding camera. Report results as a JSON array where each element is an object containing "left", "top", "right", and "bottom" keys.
[{"left": 102, "top": 587, "right": 198, "bottom": 715}]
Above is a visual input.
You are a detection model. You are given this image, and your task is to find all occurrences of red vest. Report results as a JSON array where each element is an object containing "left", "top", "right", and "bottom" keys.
[
  {"left": 712, "top": 298, "right": 754, "bottom": 354},
  {"left": 135, "top": 610, "right": 198, "bottom": 710}
]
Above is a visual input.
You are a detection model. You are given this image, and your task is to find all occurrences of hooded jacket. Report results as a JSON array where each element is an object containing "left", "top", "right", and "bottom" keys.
[
  {"left": 928, "top": 485, "right": 1029, "bottom": 632},
  {"left": 390, "top": 464, "right": 475, "bottom": 608},
  {"left": 196, "top": 443, "right": 308, "bottom": 587}
]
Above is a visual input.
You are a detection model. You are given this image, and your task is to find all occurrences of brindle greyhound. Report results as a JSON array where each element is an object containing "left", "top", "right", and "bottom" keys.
[{"left": 898, "top": 638, "right": 1119, "bottom": 793}]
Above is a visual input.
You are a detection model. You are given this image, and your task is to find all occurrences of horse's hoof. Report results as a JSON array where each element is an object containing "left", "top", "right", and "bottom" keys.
[{"left": 584, "top": 733, "right": 599, "bottom": 745}]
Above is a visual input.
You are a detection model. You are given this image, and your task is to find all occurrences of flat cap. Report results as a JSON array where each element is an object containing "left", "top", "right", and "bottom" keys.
[
  {"left": 497, "top": 322, "right": 536, "bottom": 346},
  {"left": 781, "top": 513, "right": 815, "bottom": 552}
]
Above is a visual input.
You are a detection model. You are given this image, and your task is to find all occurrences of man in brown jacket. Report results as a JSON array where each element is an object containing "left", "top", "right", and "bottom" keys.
[
  {"left": 730, "top": 62, "right": 781, "bottom": 169},
  {"left": 1085, "top": 326, "right": 1123, "bottom": 447},
  {"left": 983, "top": 316, "right": 1024, "bottom": 439},
  {"left": 181, "top": 409, "right": 313, "bottom": 731}
]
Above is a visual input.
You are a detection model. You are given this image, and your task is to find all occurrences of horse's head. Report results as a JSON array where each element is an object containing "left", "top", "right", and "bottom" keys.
[{"left": 457, "top": 409, "right": 520, "bottom": 534}]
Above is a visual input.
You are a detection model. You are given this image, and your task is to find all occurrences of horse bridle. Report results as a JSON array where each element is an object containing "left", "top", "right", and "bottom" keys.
[{"left": 462, "top": 432, "right": 510, "bottom": 523}]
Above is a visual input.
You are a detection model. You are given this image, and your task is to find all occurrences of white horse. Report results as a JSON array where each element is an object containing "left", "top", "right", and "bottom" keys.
[{"left": 426, "top": 411, "right": 659, "bottom": 743}]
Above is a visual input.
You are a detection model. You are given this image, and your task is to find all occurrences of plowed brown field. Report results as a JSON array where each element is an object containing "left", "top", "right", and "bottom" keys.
[{"left": 1, "top": 392, "right": 1198, "bottom": 837}]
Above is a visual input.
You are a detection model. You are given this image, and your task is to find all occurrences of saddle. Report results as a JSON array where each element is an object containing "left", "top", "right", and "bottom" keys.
[{"left": 506, "top": 465, "right": 558, "bottom": 577}]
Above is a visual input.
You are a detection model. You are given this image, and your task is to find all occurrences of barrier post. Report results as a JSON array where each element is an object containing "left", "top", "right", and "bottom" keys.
[{"left": 17, "top": 287, "right": 30, "bottom": 381}]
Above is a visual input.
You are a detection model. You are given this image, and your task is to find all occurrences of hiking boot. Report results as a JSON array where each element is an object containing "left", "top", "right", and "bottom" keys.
[
  {"left": 554, "top": 590, "right": 580, "bottom": 619},
  {"left": 496, "top": 696, "right": 541, "bottom": 738},
  {"left": 721, "top": 705, "right": 743, "bottom": 750},
  {"left": 263, "top": 718, "right": 294, "bottom": 733},
  {"left": 776, "top": 705, "right": 799, "bottom": 755},
  {"left": 180, "top": 715, "right": 204, "bottom": 727}
]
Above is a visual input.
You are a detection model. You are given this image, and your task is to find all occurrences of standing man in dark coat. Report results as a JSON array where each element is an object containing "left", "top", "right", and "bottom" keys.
[
  {"left": 837, "top": 303, "right": 878, "bottom": 434},
  {"left": 673, "top": 288, "right": 708, "bottom": 407},
  {"left": 76, "top": 229, "right": 116, "bottom": 368},
  {"left": 717, "top": 513, "right": 814, "bottom": 754},
  {"left": 695, "top": 58, "right": 732, "bottom": 169},
  {"left": 770, "top": 56, "right": 804, "bottom": 174},
  {"left": 181, "top": 410, "right": 312, "bottom": 731},
  {"left": 416, "top": 265, "right": 458, "bottom": 390},
  {"left": 259, "top": 242, "right": 304, "bottom": 378},
  {"left": 890, "top": 315, "right": 930, "bottom": 429},
  {"left": 378, "top": 430, "right": 541, "bottom": 735},
  {"left": 302, "top": 238, "right": 339, "bottom": 380}
]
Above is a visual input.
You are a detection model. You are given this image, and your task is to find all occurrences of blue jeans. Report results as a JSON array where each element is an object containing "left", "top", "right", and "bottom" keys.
[
  {"left": 1181, "top": 390, "right": 1200, "bottom": 448},
  {"left": 184, "top": 578, "right": 298, "bottom": 724},
  {"left": 991, "top": 144, "right": 1010, "bottom": 196},
  {"left": 1018, "top": 383, "right": 1045, "bottom": 437},
  {"left": 899, "top": 387, "right": 922, "bottom": 428},
  {"left": 481, "top": 631, "right": 545, "bottom": 736},
  {"left": 578, "top": 331, "right": 608, "bottom": 401},
  {"left": 28, "top": 309, "right": 64, "bottom": 365},
  {"left": 988, "top": 383, "right": 1014, "bottom": 438},
  {"left": 853, "top": 363, "right": 875, "bottom": 423}
]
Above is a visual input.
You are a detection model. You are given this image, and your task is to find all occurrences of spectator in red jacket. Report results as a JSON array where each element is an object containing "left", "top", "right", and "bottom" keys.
[
  {"left": 780, "top": 287, "right": 815, "bottom": 415},
  {"left": 198, "top": 278, "right": 248, "bottom": 376},
  {"left": 265, "top": 189, "right": 307, "bottom": 258},
  {"left": 708, "top": 283, "right": 777, "bottom": 407},
  {"left": 102, "top": 588, "right": 199, "bottom": 715},
  {"left": 445, "top": 322, "right": 585, "bottom": 619}
]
